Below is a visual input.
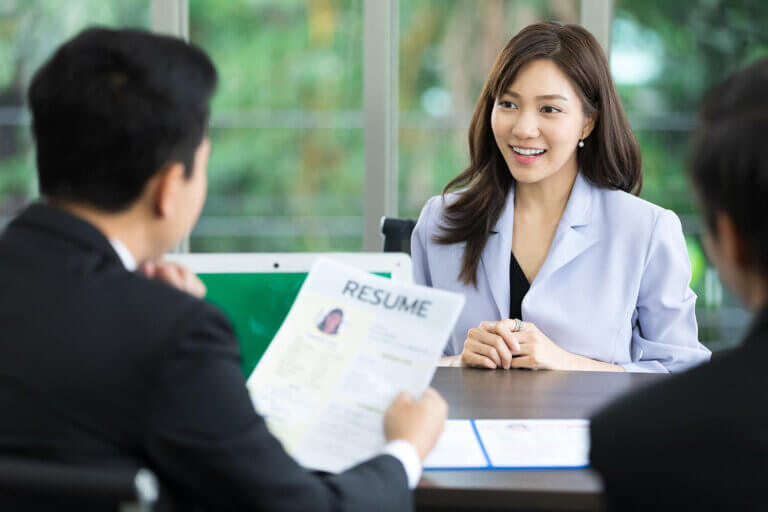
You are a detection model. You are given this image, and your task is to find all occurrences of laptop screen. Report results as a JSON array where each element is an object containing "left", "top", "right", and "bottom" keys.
[
  {"left": 164, "top": 253, "right": 410, "bottom": 376},
  {"left": 201, "top": 271, "right": 389, "bottom": 375}
]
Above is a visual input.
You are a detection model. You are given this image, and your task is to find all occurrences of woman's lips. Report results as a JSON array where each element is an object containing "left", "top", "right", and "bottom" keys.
[{"left": 511, "top": 146, "right": 546, "bottom": 164}]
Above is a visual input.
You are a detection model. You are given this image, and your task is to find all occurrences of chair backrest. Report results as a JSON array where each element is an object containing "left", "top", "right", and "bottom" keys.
[
  {"left": 380, "top": 217, "right": 417, "bottom": 255},
  {"left": 0, "top": 457, "right": 158, "bottom": 512}
]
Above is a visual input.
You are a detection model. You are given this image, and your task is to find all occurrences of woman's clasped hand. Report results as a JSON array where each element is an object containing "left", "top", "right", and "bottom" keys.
[{"left": 461, "top": 319, "right": 573, "bottom": 370}]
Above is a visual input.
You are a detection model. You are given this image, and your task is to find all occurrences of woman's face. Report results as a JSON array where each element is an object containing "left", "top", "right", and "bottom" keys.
[
  {"left": 490, "top": 59, "right": 594, "bottom": 186},
  {"left": 323, "top": 312, "right": 342, "bottom": 333}
]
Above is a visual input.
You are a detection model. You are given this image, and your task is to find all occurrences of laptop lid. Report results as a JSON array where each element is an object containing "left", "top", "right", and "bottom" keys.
[{"left": 165, "top": 252, "right": 412, "bottom": 375}]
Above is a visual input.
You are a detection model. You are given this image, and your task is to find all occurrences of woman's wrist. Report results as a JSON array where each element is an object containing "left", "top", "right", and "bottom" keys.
[{"left": 564, "top": 351, "right": 624, "bottom": 372}]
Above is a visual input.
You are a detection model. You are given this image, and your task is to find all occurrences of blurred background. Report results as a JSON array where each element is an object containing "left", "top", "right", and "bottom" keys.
[{"left": 0, "top": 0, "right": 766, "bottom": 350}]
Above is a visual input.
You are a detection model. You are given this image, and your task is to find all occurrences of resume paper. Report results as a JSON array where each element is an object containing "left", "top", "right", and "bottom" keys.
[{"left": 247, "top": 258, "right": 465, "bottom": 473}]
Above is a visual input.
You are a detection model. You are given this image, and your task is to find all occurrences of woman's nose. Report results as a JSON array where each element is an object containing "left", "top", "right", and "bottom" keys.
[{"left": 512, "top": 110, "right": 540, "bottom": 139}]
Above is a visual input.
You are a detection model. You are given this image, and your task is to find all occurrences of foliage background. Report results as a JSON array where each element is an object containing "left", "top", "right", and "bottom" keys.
[{"left": 0, "top": 0, "right": 766, "bottom": 348}]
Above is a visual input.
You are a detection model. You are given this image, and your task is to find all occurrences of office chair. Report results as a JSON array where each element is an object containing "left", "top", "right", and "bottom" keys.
[
  {"left": 0, "top": 457, "right": 158, "bottom": 512},
  {"left": 380, "top": 217, "right": 417, "bottom": 254}
]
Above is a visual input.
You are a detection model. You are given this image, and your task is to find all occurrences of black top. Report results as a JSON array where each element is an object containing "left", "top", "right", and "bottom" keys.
[
  {"left": 509, "top": 252, "right": 530, "bottom": 320},
  {"left": 590, "top": 307, "right": 768, "bottom": 511},
  {"left": 0, "top": 203, "right": 411, "bottom": 512}
]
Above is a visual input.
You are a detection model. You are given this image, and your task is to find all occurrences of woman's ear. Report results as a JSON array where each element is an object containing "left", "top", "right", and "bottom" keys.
[
  {"left": 152, "top": 162, "right": 186, "bottom": 218},
  {"left": 581, "top": 113, "right": 596, "bottom": 140}
]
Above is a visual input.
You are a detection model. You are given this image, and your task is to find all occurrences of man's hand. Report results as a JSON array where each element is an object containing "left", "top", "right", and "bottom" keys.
[
  {"left": 139, "top": 260, "right": 207, "bottom": 299},
  {"left": 384, "top": 387, "right": 447, "bottom": 461}
]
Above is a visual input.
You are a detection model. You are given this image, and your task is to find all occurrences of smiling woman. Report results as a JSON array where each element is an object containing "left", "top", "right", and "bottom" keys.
[{"left": 411, "top": 22, "right": 711, "bottom": 373}]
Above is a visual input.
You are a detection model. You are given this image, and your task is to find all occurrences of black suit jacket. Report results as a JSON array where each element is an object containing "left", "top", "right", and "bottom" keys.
[
  {"left": 590, "top": 309, "right": 768, "bottom": 511},
  {"left": 0, "top": 203, "right": 411, "bottom": 511}
]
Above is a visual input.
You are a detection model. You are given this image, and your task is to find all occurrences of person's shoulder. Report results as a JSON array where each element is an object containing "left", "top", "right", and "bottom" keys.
[
  {"left": 421, "top": 191, "right": 463, "bottom": 213},
  {"left": 592, "top": 184, "right": 681, "bottom": 240},
  {"left": 591, "top": 343, "right": 768, "bottom": 507},
  {"left": 96, "top": 269, "right": 231, "bottom": 342},
  {"left": 592, "top": 345, "right": 756, "bottom": 443},
  {"left": 416, "top": 191, "right": 464, "bottom": 228},
  {"left": 595, "top": 185, "right": 667, "bottom": 220}
]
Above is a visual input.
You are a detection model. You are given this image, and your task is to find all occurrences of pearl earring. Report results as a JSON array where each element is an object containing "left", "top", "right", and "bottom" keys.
[{"left": 578, "top": 139, "right": 584, "bottom": 148}]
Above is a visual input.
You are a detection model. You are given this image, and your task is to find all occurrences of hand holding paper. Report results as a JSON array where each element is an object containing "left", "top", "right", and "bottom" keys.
[
  {"left": 385, "top": 388, "right": 448, "bottom": 461},
  {"left": 247, "top": 258, "right": 464, "bottom": 473}
]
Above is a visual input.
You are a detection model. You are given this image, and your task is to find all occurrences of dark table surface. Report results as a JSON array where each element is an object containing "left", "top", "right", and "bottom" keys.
[{"left": 415, "top": 367, "right": 669, "bottom": 511}]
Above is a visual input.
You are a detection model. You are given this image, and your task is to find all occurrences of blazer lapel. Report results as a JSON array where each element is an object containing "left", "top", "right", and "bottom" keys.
[
  {"left": 479, "top": 186, "right": 516, "bottom": 319},
  {"left": 532, "top": 173, "right": 601, "bottom": 287}
]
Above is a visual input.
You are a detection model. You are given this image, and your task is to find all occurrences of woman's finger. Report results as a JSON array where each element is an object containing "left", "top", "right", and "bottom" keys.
[
  {"left": 461, "top": 349, "right": 497, "bottom": 369},
  {"left": 510, "top": 355, "right": 539, "bottom": 370},
  {"left": 465, "top": 339, "right": 502, "bottom": 367},
  {"left": 479, "top": 320, "right": 520, "bottom": 353},
  {"left": 494, "top": 319, "right": 522, "bottom": 352}
]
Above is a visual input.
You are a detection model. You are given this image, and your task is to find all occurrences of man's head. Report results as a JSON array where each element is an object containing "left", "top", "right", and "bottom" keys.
[
  {"left": 28, "top": 27, "right": 217, "bottom": 255},
  {"left": 690, "top": 57, "right": 768, "bottom": 310}
]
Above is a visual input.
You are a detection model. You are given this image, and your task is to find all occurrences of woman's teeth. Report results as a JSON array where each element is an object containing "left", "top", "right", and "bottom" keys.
[{"left": 512, "top": 146, "right": 546, "bottom": 156}]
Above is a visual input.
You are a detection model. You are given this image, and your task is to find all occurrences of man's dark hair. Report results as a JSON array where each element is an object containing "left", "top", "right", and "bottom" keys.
[
  {"left": 691, "top": 57, "right": 768, "bottom": 272},
  {"left": 28, "top": 27, "right": 218, "bottom": 212}
]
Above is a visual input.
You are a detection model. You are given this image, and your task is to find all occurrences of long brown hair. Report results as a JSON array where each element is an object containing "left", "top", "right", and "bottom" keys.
[{"left": 436, "top": 22, "right": 641, "bottom": 286}]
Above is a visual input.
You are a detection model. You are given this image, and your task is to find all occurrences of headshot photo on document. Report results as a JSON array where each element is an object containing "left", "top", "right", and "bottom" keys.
[{"left": 317, "top": 307, "right": 345, "bottom": 335}]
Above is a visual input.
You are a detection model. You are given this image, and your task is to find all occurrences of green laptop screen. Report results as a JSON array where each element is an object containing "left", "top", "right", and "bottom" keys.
[{"left": 199, "top": 272, "right": 390, "bottom": 376}]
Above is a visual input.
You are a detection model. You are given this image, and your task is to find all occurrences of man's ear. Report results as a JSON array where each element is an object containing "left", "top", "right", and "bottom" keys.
[
  {"left": 582, "top": 113, "right": 596, "bottom": 141},
  {"left": 153, "top": 162, "right": 186, "bottom": 218},
  {"left": 714, "top": 211, "right": 753, "bottom": 270}
]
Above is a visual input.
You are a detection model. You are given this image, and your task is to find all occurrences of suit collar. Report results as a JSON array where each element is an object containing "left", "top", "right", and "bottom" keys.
[
  {"left": 560, "top": 172, "right": 592, "bottom": 228},
  {"left": 479, "top": 184, "right": 515, "bottom": 319},
  {"left": 8, "top": 202, "right": 123, "bottom": 266},
  {"left": 479, "top": 173, "right": 600, "bottom": 319}
]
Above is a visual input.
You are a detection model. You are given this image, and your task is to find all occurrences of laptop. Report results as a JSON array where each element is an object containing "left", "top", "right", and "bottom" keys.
[{"left": 164, "top": 252, "right": 412, "bottom": 376}]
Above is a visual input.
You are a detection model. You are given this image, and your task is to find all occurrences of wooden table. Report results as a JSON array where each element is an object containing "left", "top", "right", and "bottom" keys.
[{"left": 416, "top": 367, "right": 669, "bottom": 512}]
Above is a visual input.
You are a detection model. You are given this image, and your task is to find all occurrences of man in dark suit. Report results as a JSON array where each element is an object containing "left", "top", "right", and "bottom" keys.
[
  {"left": 590, "top": 59, "right": 768, "bottom": 510},
  {"left": 0, "top": 28, "right": 447, "bottom": 511}
]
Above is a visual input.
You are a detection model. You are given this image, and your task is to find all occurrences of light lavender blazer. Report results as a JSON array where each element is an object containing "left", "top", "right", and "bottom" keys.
[{"left": 411, "top": 173, "right": 711, "bottom": 373}]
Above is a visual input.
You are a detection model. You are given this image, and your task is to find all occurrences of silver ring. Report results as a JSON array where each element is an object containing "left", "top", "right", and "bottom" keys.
[{"left": 513, "top": 319, "right": 522, "bottom": 332}]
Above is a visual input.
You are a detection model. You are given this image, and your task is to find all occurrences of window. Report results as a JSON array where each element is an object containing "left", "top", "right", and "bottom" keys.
[
  {"left": 611, "top": 0, "right": 768, "bottom": 349},
  {"left": 189, "top": 0, "right": 366, "bottom": 252},
  {"left": 0, "top": 0, "right": 149, "bottom": 229},
  {"left": 3, "top": 0, "right": 761, "bottom": 351}
]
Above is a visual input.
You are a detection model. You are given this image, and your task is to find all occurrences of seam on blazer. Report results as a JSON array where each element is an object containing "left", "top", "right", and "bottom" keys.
[
  {"left": 640, "top": 207, "right": 664, "bottom": 276},
  {"left": 627, "top": 208, "right": 669, "bottom": 368}
]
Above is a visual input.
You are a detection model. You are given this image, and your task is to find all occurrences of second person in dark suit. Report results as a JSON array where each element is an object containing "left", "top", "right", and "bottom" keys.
[{"left": 590, "top": 58, "right": 768, "bottom": 511}]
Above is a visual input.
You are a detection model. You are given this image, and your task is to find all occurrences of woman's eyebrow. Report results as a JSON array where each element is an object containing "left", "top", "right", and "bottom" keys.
[{"left": 504, "top": 91, "right": 569, "bottom": 101}]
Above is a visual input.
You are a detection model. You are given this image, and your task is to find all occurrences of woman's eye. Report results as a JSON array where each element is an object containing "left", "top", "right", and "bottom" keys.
[
  {"left": 498, "top": 100, "right": 517, "bottom": 109},
  {"left": 541, "top": 105, "right": 562, "bottom": 114}
]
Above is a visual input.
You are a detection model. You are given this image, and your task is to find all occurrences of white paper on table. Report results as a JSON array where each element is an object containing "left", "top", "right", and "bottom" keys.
[
  {"left": 474, "top": 419, "right": 590, "bottom": 468},
  {"left": 246, "top": 257, "right": 465, "bottom": 473},
  {"left": 423, "top": 420, "right": 488, "bottom": 469}
]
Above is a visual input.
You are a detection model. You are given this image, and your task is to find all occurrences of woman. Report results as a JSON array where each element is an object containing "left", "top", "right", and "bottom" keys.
[
  {"left": 411, "top": 22, "right": 710, "bottom": 372},
  {"left": 318, "top": 308, "right": 344, "bottom": 335}
]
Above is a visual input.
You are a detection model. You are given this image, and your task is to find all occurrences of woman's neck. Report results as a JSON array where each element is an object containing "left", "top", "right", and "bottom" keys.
[{"left": 514, "top": 165, "right": 578, "bottom": 221}]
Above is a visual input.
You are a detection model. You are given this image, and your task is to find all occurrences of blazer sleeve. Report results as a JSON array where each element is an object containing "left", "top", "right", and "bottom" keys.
[
  {"left": 142, "top": 301, "right": 412, "bottom": 512},
  {"left": 411, "top": 196, "right": 438, "bottom": 287},
  {"left": 623, "top": 209, "right": 710, "bottom": 373}
]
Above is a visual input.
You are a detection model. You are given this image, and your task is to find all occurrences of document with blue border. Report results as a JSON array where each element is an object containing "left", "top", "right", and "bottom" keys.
[{"left": 424, "top": 419, "right": 590, "bottom": 470}]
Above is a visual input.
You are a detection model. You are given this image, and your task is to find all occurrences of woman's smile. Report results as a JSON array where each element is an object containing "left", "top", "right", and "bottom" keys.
[{"left": 510, "top": 145, "right": 547, "bottom": 164}]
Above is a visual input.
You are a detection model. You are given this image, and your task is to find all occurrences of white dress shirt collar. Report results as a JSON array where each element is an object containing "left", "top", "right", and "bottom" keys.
[{"left": 109, "top": 238, "right": 137, "bottom": 271}]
